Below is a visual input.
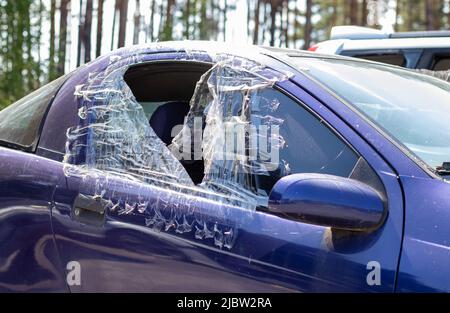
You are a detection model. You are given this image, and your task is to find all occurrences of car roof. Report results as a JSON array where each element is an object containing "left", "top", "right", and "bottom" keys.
[
  {"left": 314, "top": 37, "right": 450, "bottom": 55},
  {"left": 259, "top": 44, "right": 391, "bottom": 67},
  {"left": 330, "top": 26, "right": 450, "bottom": 40},
  {"left": 97, "top": 40, "right": 373, "bottom": 71},
  {"left": 313, "top": 26, "right": 450, "bottom": 54},
  {"left": 79, "top": 40, "right": 408, "bottom": 85},
  {"left": 341, "top": 37, "right": 450, "bottom": 50}
]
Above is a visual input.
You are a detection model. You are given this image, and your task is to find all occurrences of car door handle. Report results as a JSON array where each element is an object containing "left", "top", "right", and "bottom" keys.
[{"left": 72, "top": 194, "right": 107, "bottom": 226}]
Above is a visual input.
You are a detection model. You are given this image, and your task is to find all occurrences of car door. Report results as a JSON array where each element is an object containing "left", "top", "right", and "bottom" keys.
[
  {"left": 0, "top": 76, "right": 70, "bottom": 292},
  {"left": 48, "top": 51, "right": 403, "bottom": 292}
]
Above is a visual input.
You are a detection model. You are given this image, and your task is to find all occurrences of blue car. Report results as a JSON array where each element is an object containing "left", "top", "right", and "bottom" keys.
[{"left": 0, "top": 42, "right": 449, "bottom": 292}]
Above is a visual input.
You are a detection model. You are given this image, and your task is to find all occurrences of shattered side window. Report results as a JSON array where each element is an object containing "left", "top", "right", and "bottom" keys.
[
  {"left": 63, "top": 49, "right": 356, "bottom": 216},
  {"left": 63, "top": 56, "right": 194, "bottom": 189},
  {"left": 171, "top": 56, "right": 291, "bottom": 208},
  {"left": 171, "top": 55, "right": 359, "bottom": 208}
]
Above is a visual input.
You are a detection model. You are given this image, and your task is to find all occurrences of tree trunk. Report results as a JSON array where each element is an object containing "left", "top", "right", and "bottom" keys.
[
  {"left": 448, "top": 0, "right": 450, "bottom": 29},
  {"left": 149, "top": 0, "right": 155, "bottom": 41},
  {"left": 246, "top": 0, "right": 251, "bottom": 39},
  {"left": 407, "top": 0, "right": 413, "bottom": 30},
  {"left": 293, "top": 5, "right": 300, "bottom": 48},
  {"left": 197, "top": 0, "right": 207, "bottom": 39},
  {"left": 253, "top": 0, "right": 260, "bottom": 44},
  {"left": 96, "top": 0, "right": 103, "bottom": 57},
  {"left": 76, "top": 0, "right": 83, "bottom": 67},
  {"left": 133, "top": 0, "right": 140, "bottom": 44},
  {"left": 361, "top": 0, "right": 368, "bottom": 26},
  {"left": 222, "top": 0, "right": 227, "bottom": 41},
  {"left": 118, "top": 0, "right": 128, "bottom": 47},
  {"left": 394, "top": 0, "right": 400, "bottom": 31},
  {"left": 111, "top": 0, "right": 118, "bottom": 49},
  {"left": 425, "top": 0, "right": 435, "bottom": 30},
  {"left": 162, "top": 0, "right": 175, "bottom": 40},
  {"left": 269, "top": 2, "right": 277, "bottom": 46},
  {"left": 331, "top": 0, "right": 337, "bottom": 33},
  {"left": 37, "top": 0, "right": 44, "bottom": 86},
  {"left": 262, "top": 1, "right": 268, "bottom": 43},
  {"left": 157, "top": 0, "right": 165, "bottom": 38},
  {"left": 303, "top": 0, "right": 312, "bottom": 49},
  {"left": 57, "top": 0, "right": 70, "bottom": 76},
  {"left": 84, "top": 0, "right": 93, "bottom": 62},
  {"left": 349, "top": 0, "right": 358, "bottom": 25},
  {"left": 13, "top": 1, "right": 25, "bottom": 96},
  {"left": 24, "top": 1, "right": 33, "bottom": 90},
  {"left": 49, "top": 0, "right": 56, "bottom": 80},
  {"left": 434, "top": 0, "right": 443, "bottom": 29},
  {"left": 283, "top": 0, "right": 289, "bottom": 47},
  {"left": 184, "top": 0, "right": 191, "bottom": 39}
]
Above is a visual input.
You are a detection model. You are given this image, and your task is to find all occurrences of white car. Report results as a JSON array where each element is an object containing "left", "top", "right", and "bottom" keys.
[{"left": 310, "top": 26, "right": 450, "bottom": 71}]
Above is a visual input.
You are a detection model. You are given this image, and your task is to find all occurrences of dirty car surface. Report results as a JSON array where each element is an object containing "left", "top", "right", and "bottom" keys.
[{"left": 0, "top": 42, "right": 449, "bottom": 292}]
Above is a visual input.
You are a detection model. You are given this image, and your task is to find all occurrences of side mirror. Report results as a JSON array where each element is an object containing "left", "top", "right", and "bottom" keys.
[{"left": 268, "top": 173, "right": 386, "bottom": 231}]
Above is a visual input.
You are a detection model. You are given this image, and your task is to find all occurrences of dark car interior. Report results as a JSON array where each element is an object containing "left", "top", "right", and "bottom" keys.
[{"left": 124, "top": 61, "right": 212, "bottom": 184}]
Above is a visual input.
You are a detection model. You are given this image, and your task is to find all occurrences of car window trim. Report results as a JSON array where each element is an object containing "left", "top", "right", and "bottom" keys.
[{"left": 31, "top": 74, "right": 73, "bottom": 152}]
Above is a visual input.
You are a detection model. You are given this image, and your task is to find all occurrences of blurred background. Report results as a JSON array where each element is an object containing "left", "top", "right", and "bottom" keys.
[{"left": 0, "top": 0, "right": 449, "bottom": 108}]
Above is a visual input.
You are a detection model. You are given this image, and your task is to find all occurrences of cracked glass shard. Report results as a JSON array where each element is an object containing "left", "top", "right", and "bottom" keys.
[
  {"left": 171, "top": 56, "right": 289, "bottom": 208},
  {"left": 63, "top": 46, "right": 289, "bottom": 249},
  {"left": 415, "top": 69, "right": 450, "bottom": 82}
]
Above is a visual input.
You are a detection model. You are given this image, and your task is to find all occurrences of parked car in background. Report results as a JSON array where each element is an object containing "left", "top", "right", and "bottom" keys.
[
  {"left": 310, "top": 26, "right": 450, "bottom": 71},
  {"left": 0, "top": 42, "right": 449, "bottom": 292}
]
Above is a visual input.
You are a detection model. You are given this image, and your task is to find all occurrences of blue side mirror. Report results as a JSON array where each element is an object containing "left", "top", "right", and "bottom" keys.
[{"left": 268, "top": 173, "right": 386, "bottom": 231}]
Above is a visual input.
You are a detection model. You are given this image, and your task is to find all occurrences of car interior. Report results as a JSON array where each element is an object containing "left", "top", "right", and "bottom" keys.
[
  {"left": 124, "top": 61, "right": 212, "bottom": 184},
  {"left": 432, "top": 54, "right": 450, "bottom": 71}
]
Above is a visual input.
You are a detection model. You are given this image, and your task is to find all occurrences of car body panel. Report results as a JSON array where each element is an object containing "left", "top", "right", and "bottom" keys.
[
  {"left": 396, "top": 176, "right": 450, "bottom": 292},
  {"left": 0, "top": 147, "right": 68, "bottom": 292}
]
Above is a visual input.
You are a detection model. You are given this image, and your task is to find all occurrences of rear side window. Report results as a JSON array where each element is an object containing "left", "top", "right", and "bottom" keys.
[
  {"left": 432, "top": 55, "right": 450, "bottom": 71},
  {"left": 353, "top": 53, "right": 406, "bottom": 67},
  {"left": 0, "top": 75, "right": 66, "bottom": 150}
]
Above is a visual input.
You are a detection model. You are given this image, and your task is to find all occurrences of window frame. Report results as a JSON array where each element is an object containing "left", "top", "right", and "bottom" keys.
[
  {"left": 340, "top": 48, "right": 423, "bottom": 69},
  {"left": 417, "top": 48, "right": 450, "bottom": 70}
]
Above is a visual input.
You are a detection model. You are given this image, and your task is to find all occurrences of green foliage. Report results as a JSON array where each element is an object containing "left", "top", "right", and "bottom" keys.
[
  {"left": 0, "top": 0, "right": 43, "bottom": 108},
  {"left": 0, "top": 0, "right": 448, "bottom": 109}
]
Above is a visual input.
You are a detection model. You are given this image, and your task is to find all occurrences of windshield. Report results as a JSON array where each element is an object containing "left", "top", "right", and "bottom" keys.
[{"left": 288, "top": 56, "right": 450, "bottom": 170}]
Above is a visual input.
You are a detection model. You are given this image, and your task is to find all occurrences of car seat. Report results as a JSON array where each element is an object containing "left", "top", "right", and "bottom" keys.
[{"left": 149, "top": 101, "right": 205, "bottom": 184}]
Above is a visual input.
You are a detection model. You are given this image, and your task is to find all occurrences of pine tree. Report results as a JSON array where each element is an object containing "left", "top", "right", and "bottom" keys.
[
  {"left": 49, "top": 0, "right": 57, "bottom": 80},
  {"left": 304, "top": 0, "right": 313, "bottom": 49},
  {"left": 84, "top": 0, "right": 93, "bottom": 62},
  {"left": 96, "top": 0, "right": 104, "bottom": 57},
  {"left": 118, "top": 0, "right": 128, "bottom": 47},
  {"left": 57, "top": 0, "right": 70, "bottom": 76},
  {"left": 133, "top": 0, "right": 141, "bottom": 44},
  {"left": 162, "top": 0, "right": 175, "bottom": 40}
]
